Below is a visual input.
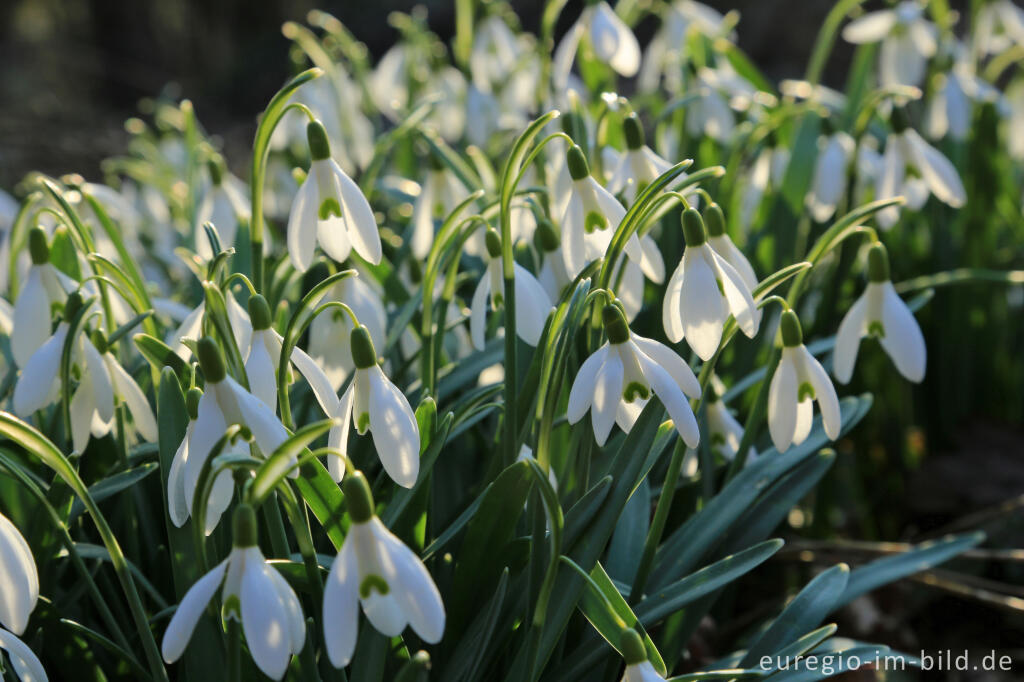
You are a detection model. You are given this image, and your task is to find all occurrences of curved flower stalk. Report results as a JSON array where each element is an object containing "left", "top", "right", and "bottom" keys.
[
  {"left": 411, "top": 156, "right": 471, "bottom": 260},
  {"left": 242, "top": 294, "right": 339, "bottom": 415},
  {"left": 470, "top": 229, "right": 553, "bottom": 350},
  {"left": 309, "top": 274, "right": 387, "bottom": 391},
  {"left": 11, "top": 227, "right": 72, "bottom": 368},
  {"left": 875, "top": 108, "right": 966, "bottom": 229},
  {"left": 0, "top": 513, "right": 46, "bottom": 682},
  {"left": 194, "top": 156, "right": 249, "bottom": 261},
  {"left": 162, "top": 505, "right": 305, "bottom": 680},
  {"left": 561, "top": 145, "right": 645, "bottom": 279},
  {"left": 806, "top": 124, "right": 855, "bottom": 222},
  {"left": 568, "top": 304, "right": 700, "bottom": 447},
  {"left": 327, "top": 326, "right": 420, "bottom": 486},
  {"left": 288, "top": 120, "right": 382, "bottom": 272},
  {"left": 833, "top": 243, "right": 926, "bottom": 384},
  {"left": 323, "top": 472, "right": 444, "bottom": 668},
  {"left": 553, "top": 1, "right": 641, "bottom": 95},
  {"left": 768, "top": 311, "right": 842, "bottom": 453},
  {"left": 619, "top": 629, "right": 665, "bottom": 682},
  {"left": 663, "top": 208, "right": 759, "bottom": 361},
  {"left": 842, "top": 1, "right": 937, "bottom": 88},
  {"left": 639, "top": 1, "right": 731, "bottom": 94}
]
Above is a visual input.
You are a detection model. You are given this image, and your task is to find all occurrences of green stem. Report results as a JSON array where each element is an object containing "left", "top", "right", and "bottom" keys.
[
  {"left": 227, "top": 618, "right": 241, "bottom": 682},
  {"left": 628, "top": 440, "right": 686, "bottom": 604},
  {"left": 805, "top": 0, "right": 868, "bottom": 86}
]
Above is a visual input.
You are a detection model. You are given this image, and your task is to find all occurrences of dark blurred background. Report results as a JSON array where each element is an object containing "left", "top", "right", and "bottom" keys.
[{"left": 0, "top": 0, "right": 862, "bottom": 189}]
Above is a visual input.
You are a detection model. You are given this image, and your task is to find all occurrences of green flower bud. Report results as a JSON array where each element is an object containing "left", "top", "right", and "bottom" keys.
[
  {"left": 63, "top": 292, "right": 85, "bottom": 322},
  {"left": 566, "top": 145, "right": 590, "bottom": 181},
  {"left": 342, "top": 471, "right": 375, "bottom": 523},
  {"left": 307, "top": 120, "right": 332, "bottom": 161},
  {"left": 232, "top": 503, "right": 258, "bottom": 548},
  {"left": 186, "top": 387, "right": 203, "bottom": 421},
  {"left": 703, "top": 202, "right": 726, "bottom": 237},
  {"left": 602, "top": 304, "right": 631, "bottom": 344},
  {"left": 780, "top": 310, "right": 803, "bottom": 348},
  {"left": 247, "top": 294, "right": 273, "bottom": 331},
  {"left": 623, "top": 114, "right": 645, "bottom": 150},
  {"left": 533, "top": 218, "right": 561, "bottom": 253},
  {"left": 619, "top": 629, "right": 647, "bottom": 666},
  {"left": 681, "top": 208, "right": 707, "bottom": 247},
  {"left": 350, "top": 325, "right": 378, "bottom": 370},
  {"left": 485, "top": 228, "right": 503, "bottom": 259},
  {"left": 28, "top": 227, "right": 50, "bottom": 265},
  {"left": 197, "top": 337, "right": 227, "bottom": 383},
  {"left": 867, "top": 242, "right": 890, "bottom": 283}
]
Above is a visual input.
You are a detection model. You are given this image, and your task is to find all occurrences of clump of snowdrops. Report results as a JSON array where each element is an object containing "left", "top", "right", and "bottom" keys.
[{"left": 0, "top": 1, "right": 1021, "bottom": 680}]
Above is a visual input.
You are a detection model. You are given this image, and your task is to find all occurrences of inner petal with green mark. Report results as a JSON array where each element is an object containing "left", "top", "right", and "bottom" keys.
[
  {"left": 221, "top": 594, "right": 241, "bottom": 621},
  {"left": 584, "top": 211, "right": 607, "bottom": 234},
  {"left": 622, "top": 381, "right": 650, "bottom": 403},
  {"left": 359, "top": 574, "right": 390, "bottom": 599},
  {"left": 798, "top": 381, "right": 815, "bottom": 402},
  {"left": 319, "top": 198, "right": 342, "bottom": 220},
  {"left": 868, "top": 320, "right": 885, "bottom": 338},
  {"left": 356, "top": 412, "right": 370, "bottom": 434}
]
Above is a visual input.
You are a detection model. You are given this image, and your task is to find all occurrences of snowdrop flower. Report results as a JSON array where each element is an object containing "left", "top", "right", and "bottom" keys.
[
  {"left": 663, "top": 208, "right": 759, "bottom": 361},
  {"left": 470, "top": 229, "right": 553, "bottom": 350},
  {"left": 875, "top": 108, "right": 966, "bottom": 229},
  {"left": 243, "top": 294, "right": 340, "bottom": 416},
  {"left": 170, "top": 289, "right": 251, "bottom": 361},
  {"left": 925, "top": 48, "right": 1003, "bottom": 142},
  {"left": 288, "top": 120, "right": 382, "bottom": 272},
  {"left": 11, "top": 227, "right": 71, "bottom": 368},
  {"left": 535, "top": 219, "right": 573, "bottom": 303},
  {"left": 705, "top": 385, "right": 756, "bottom": 464},
  {"left": 323, "top": 472, "right": 444, "bottom": 668},
  {"left": 703, "top": 202, "right": 757, "bottom": 294},
  {"left": 194, "top": 157, "right": 249, "bottom": 260},
  {"left": 327, "top": 326, "right": 420, "bottom": 486},
  {"left": 0, "top": 513, "right": 46, "bottom": 682},
  {"left": 162, "top": 505, "right": 305, "bottom": 680},
  {"left": 806, "top": 124, "right": 856, "bottom": 222},
  {"left": 684, "top": 70, "right": 736, "bottom": 143},
  {"left": 842, "top": 1, "right": 937, "bottom": 88},
  {"left": 553, "top": 1, "right": 641, "bottom": 95},
  {"left": 768, "top": 311, "right": 841, "bottom": 453},
  {"left": 411, "top": 156, "right": 470, "bottom": 259},
  {"left": 608, "top": 114, "right": 677, "bottom": 205},
  {"left": 470, "top": 13, "right": 520, "bottom": 90},
  {"left": 740, "top": 139, "right": 790, "bottom": 227},
  {"left": 639, "top": 1, "right": 730, "bottom": 93},
  {"left": 974, "top": 0, "right": 1024, "bottom": 56},
  {"left": 833, "top": 243, "right": 926, "bottom": 384},
  {"left": 79, "top": 332, "right": 158, "bottom": 454},
  {"left": 309, "top": 274, "right": 388, "bottom": 391},
  {"left": 619, "top": 628, "right": 665, "bottom": 682},
  {"left": 568, "top": 304, "right": 700, "bottom": 447},
  {"left": 561, "top": 145, "right": 645, "bottom": 279}
]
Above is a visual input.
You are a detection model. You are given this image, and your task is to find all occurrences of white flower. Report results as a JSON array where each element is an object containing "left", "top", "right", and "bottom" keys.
[
  {"left": 310, "top": 274, "right": 387, "bottom": 392},
  {"left": 685, "top": 73, "right": 736, "bottom": 142},
  {"left": 614, "top": 233, "right": 665, "bottom": 322},
  {"left": 703, "top": 202, "right": 758, "bottom": 295},
  {"left": 470, "top": 229, "right": 553, "bottom": 350},
  {"left": 663, "top": 208, "right": 759, "bottom": 361},
  {"left": 553, "top": 1, "right": 641, "bottom": 95},
  {"left": 875, "top": 110, "right": 966, "bottom": 228},
  {"left": 470, "top": 14, "right": 521, "bottom": 89},
  {"left": 0, "top": 628, "right": 47, "bottom": 682},
  {"left": 162, "top": 505, "right": 305, "bottom": 680},
  {"left": 842, "top": 1, "right": 937, "bottom": 88},
  {"left": 925, "top": 47, "right": 1002, "bottom": 141},
  {"left": 323, "top": 473, "right": 444, "bottom": 668},
  {"left": 706, "top": 390, "right": 756, "bottom": 464},
  {"left": 768, "top": 311, "right": 842, "bottom": 453},
  {"left": 561, "top": 145, "right": 645, "bottom": 279},
  {"left": 194, "top": 160, "right": 249, "bottom": 260},
  {"left": 639, "top": 0, "right": 730, "bottom": 93},
  {"left": 242, "top": 294, "right": 340, "bottom": 416},
  {"left": 974, "top": 0, "right": 1024, "bottom": 56},
  {"left": 0, "top": 513, "right": 39, "bottom": 636},
  {"left": 88, "top": 341, "right": 158, "bottom": 451},
  {"left": 740, "top": 144, "right": 789, "bottom": 227},
  {"left": 11, "top": 227, "right": 72, "bottom": 368},
  {"left": 568, "top": 304, "right": 700, "bottom": 447},
  {"left": 607, "top": 114, "right": 682, "bottom": 206},
  {"left": 806, "top": 129, "right": 855, "bottom": 222},
  {"left": 833, "top": 243, "right": 925, "bottom": 384},
  {"left": 328, "top": 326, "right": 420, "bottom": 487},
  {"left": 411, "top": 161, "right": 470, "bottom": 260},
  {"left": 169, "top": 287, "right": 252, "bottom": 361},
  {"left": 288, "top": 120, "right": 382, "bottom": 272}
]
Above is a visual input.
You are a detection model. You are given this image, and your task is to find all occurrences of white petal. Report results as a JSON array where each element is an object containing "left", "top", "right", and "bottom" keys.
[
  {"left": 171, "top": 304, "right": 204, "bottom": 360},
  {"left": 636, "top": 346, "right": 700, "bottom": 448},
  {"left": 590, "top": 2, "right": 641, "bottom": 76},
  {"left": 167, "top": 422, "right": 193, "bottom": 527},
  {"left": 638, "top": 235, "right": 665, "bottom": 283},
  {"left": 372, "top": 519, "right": 445, "bottom": 643},
  {"left": 842, "top": 10, "right": 897, "bottom": 43},
  {"left": 878, "top": 281, "right": 926, "bottom": 382},
  {"left": 244, "top": 332, "right": 279, "bottom": 410},
  {"left": 287, "top": 174, "right": 319, "bottom": 273},
  {"left": 12, "top": 268, "right": 51, "bottom": 368},
  {"left": 905, "top": 130, "right": 966, "bottom": 208},
  {"left": 469, "top": 272, "right": 491, "bottom": 352},
  {"left": 512, "top": 263, "right": 553, "bottom": 346},
  {"left": 225, "top": 377, "right": 289, "bottom": 455},
  {"left": 81, "top": 339, "right": 115, "bottom": 424},
  {"left": 662, "top": 260, "right": 686, "bottom": 343},
  {"left": 317, "top": 214, "right": 353, "bottom": 264},
  {"left": 680, "top": 250, "right": 727, "bottom": 361},
  {"left": 13, "top": 326, "right": 65, "bottom": 417},
  {"left": 327, "top": 385, "right": 354, "bottom": 482},
  {"left": 712, "top": 251, "right": 759, "bottom": 338},
  {"left": 162, "top": 561, "right": 227, "bottom": 663},
  {"left": 286, "top": 338, "right": 342, "bottom": 416},
  {"left": 630, "top": 335, "right": 701, "bottom": 398},
  {"left": 184, "top": 392, "right": 228, "bottom": 516},
  {"left": 241, "top": 549, "right": 293, "bottom": 680},
  {"left": 567, "top": 346, "right": 608, "bottom": 423},
  {"left": 368, "top": 367, "right": 420, "bottom": 488},
  {"left": 323, "top": 540, "right": 359, "bottom": 667},
  {"left": 800, "top": 346, "right": 842, "bottom": 441},
  {"left": 69, "top": 379, "right": 97, "bottom": 455},
  {"left": 0, "top": 628, "right": 48, "bottom": 682},
  {"left": 793, "top": 398, "right": 814, "bottom": 446},
  {"left": 832, "top": 292, "right": 868, "bottom": 384},
  {"left": 411, "top": 174, "right": 437, "bottom": 260},
  {"left": 0, "top": 515, "right": 38, "bottom": 635},
  {"left": 592, "top": 350, "right": 624, "bottom": 445},
  {"left": 335, "top": 162, "right": 382, "bottom": 265},
  {"left": 875, "top": 142, "right": 905, "bottom": 229},
  {"left": 768, "top": 353, "right": 799, "bottom": 452},
  {"left": 561, "top": 192, "right": 587, "bottom": 279},
  {"left": 105, "top": 355, "right": 157, "bottom": 441},
  {"left": 267, "top": 565, "right": 306, "bottom": 654}
]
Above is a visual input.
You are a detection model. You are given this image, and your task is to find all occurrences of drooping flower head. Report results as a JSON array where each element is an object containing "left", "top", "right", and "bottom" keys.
[
  {"left": 618, "top": 628, "right": 665, "bottom": 682},
  {"left": 11, "top": 226, "right": 71, "bottom": 368}
]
